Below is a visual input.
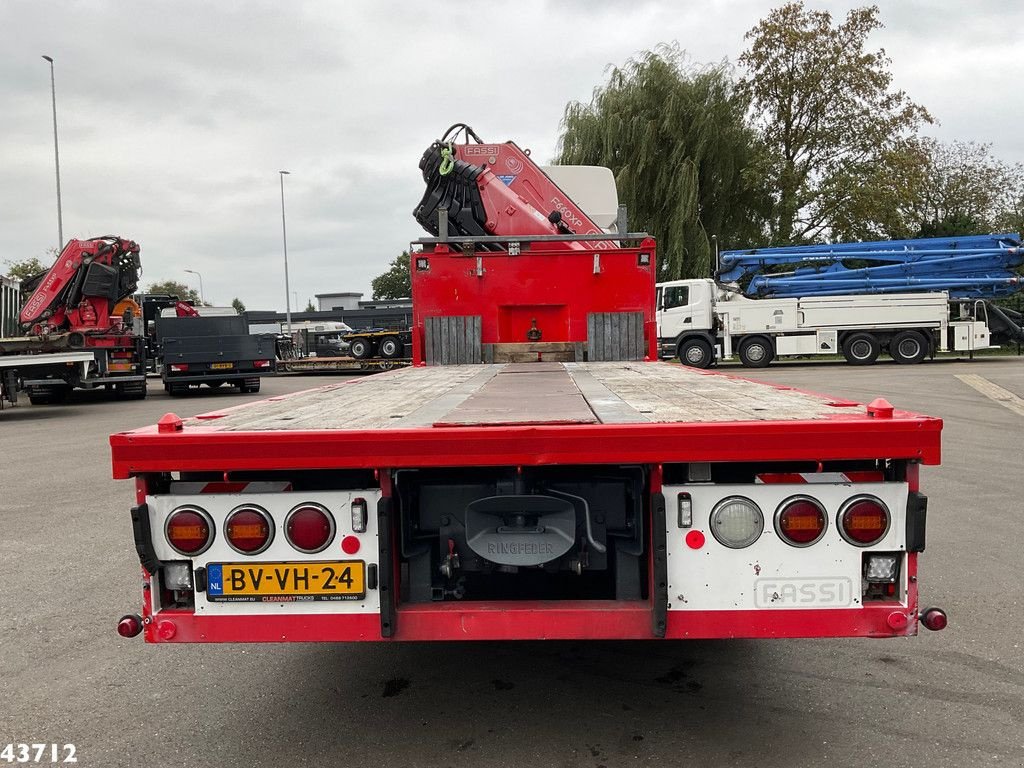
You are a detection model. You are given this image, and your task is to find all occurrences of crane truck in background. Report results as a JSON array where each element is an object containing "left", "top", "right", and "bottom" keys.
[
  {"left": 1, "top": 236, "right": 147, "bottom": 406},
  {"left": 658, "top": 234, "right": 1024, "bottom": 368},
  {"left": 114, "top": 124, "right": 947, "bottom": 646}
]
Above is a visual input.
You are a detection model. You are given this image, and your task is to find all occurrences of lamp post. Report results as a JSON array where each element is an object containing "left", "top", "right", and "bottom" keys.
[
  {"left": 279, "top": 170, "right": 292, "bottom": 335},
  {"left": 184, "top": 269, "right": 205, "bottom": 304},
  {"left": 42, "top": 55, "right": 63, "bottom": 251}
]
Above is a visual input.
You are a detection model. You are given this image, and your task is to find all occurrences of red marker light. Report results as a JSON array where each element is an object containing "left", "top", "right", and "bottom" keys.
[
  {"left": 685, "top": 530, "right": 705, "bottom": 549},
  {"left": 920, "top": 607, "right": 948, "bottom": 632},
  {"left": 116, "top": 614, "right": 143, "bottom": 638}
]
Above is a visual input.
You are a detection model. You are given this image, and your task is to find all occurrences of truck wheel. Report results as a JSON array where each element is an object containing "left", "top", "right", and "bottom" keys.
[
  {"left": 117, "top": 381, "right": 147, "bottom": 400},
  {"left": 738, "top": 336, "right": 774, "bottom": 368},
  {"left": 240, "top": 378, "right": 261, "bottom": 394},
  {"left": 379, "top": 335, "right": 402, "bottom": 359},
  {"left": 349, "top": 337, "right": 373, "bottom": 359},
  {"left": 167, "top": 383, "right": 188, "bottom": 396},
  {"left": 890, "top": 331, "right": 928, "bottom": 364},
  {"left": 678, "top": 338, "right": 713, "bottom": 369},
  {"left": 842, "top": 333, "right": 880, "bottom": 365}
]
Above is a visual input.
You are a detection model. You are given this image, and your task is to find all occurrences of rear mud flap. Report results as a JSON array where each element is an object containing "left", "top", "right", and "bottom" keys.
[{"left": 651, "top": 492, "right": 667, "bottom": 638}]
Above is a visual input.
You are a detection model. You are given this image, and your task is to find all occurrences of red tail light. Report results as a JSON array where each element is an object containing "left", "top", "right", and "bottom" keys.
[
  {"left": 838, "top": 496, "right": 889, "bottom": 546},
  {"left": 285, "top": 504, "right": 335, "bottom": 553},
  {"left": 225, "top": 506, "right": 273, "bottom": 554},
  {"left": 775, "top": 496, "right": 827, "bottom": 546},
  {"left": 253, "top": 359, "right": 271, "bottom": 369},
  {"left": 170, "top": 363, "right": 189, "bottom": 372},
  {"left": 165, "top": 507, "right": 214, "bottom": 555}
]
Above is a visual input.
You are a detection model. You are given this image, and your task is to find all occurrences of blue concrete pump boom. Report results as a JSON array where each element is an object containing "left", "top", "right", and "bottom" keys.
[{"left": 717, "top": 233, "right": 1023, "bottom": 299}]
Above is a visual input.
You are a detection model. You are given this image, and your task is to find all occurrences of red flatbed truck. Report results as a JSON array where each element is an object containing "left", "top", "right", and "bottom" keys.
[{"left": 112, "top": 127, "right": 947, "bottom": 643}]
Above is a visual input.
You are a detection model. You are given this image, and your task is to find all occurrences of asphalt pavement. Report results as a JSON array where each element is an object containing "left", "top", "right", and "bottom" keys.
[{"left": 1, "top": 359, "right": 1022, "bottom": 768}]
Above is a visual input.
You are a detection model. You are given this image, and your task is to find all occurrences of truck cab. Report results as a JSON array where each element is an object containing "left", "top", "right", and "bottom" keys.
[{"left": 656, "top": 278, "right": 717, "bottom": 365}]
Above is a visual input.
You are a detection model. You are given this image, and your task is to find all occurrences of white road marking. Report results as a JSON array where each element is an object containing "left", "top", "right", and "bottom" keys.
[{"left": 955, "top": 374, "right": 1024, "bottom": 418}]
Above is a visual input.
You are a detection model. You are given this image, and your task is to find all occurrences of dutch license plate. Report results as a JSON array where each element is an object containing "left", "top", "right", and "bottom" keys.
[
  {"left": 206, "top": 561, "right": 365, "bottom": 602},
  {"left": 210, "top": 362, "right": 235, "bottom": 370}
]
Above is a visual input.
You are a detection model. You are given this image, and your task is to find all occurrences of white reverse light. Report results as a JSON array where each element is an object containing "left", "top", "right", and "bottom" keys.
[
  {"left": 163, "top": 562, "right": 193, "bottom": 591},
  {"left": 709, "top": 496, "right": 764, "bottom": 549},
  {"left": 865, "top": 554, "right": 899, "bottom": 582}
]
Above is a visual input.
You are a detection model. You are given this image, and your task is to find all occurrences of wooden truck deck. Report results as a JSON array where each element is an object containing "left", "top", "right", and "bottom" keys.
[{"left": 110, "top": 362, "right": 942, "bottom": 478}]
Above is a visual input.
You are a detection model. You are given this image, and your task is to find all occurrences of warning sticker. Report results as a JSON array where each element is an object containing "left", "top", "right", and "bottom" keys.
[{"left": 497, "top": 174, "right": 516, "bottom": 186}]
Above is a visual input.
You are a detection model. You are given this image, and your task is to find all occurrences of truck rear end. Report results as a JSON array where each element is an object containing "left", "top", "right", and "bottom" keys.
[
  {"left": 113, "top": 234, "right": 946, "bottom": 643},
  {"left": 157, "top": 315, "right": 275, "bottom": 395}
]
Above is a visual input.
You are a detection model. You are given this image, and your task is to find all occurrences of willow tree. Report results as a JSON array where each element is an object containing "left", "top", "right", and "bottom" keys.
[{"left": 557, "top": 44, "right": 768, "bottom": 280}]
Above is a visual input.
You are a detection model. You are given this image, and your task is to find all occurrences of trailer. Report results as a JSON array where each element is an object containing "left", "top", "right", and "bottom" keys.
[{"left": 112, "top": 125, "right": 947, "bottom": 644}]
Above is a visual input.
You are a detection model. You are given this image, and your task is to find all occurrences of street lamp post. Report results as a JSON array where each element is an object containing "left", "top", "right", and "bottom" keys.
[
  {"left": 184, "top": 269, "right": 205, "bottom": 304},
  {"left": 279, "top": 170, "right": 292, "bottom": 335},
  {"left": 42, "top": 55, "right": 63, "bottom": 251}
]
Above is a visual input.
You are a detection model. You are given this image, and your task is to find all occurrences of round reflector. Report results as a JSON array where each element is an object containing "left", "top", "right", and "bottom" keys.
[
  {"left": 285, "top": 503, "right": 335, "bottom": 553},
  {"left": 838, "top": 496, "right": 890, "bottom": 546},
  {"left": 165, "top": 506, "right": 214, "bottom": 556},
  {"left": 709, "top": 496, "right": 763, "bottom": 549},
  {"left": 225, "top": 505, "right": 274, "bottom": 555},
  {"left": 775, "top": 496, "right": 827, "bottom": 546}
]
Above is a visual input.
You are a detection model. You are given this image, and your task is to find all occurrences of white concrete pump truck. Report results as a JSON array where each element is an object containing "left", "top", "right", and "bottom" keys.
[{"left": 657, "top": 235, "right": 1024, "bottom": 368}]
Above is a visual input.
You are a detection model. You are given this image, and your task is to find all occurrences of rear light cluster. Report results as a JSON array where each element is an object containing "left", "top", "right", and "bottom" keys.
[
  {"left": 686, "top": 493, "right": 891, "bottom": 549},
  {"left": 164, "top": 501, "right": 360, "bottom": 556}
]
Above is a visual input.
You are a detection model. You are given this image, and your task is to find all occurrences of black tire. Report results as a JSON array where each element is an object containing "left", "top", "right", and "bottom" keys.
[
  {"left": 678, "top": 338, "right": 714, "bottom": 369},
  {"left": 379, "top": 335, "right": 402, "bottom": 359},
  {"left": 842, "top": 332, "right": 880, "bottom": 365},
  {"left": 240, "top": 378, "right": 261, "bottom": 394},
  {"left": 738, "top": 336, "right": 775, "bottom": 368},
  {"left": 167, "top": 383, "right": 188, "bottom": 396},
  {"left": 349, "top": 337, "right": 373, "bottom": 360},
  {"left": 890, "top": 330, "right": 928, "bottom": 365}
]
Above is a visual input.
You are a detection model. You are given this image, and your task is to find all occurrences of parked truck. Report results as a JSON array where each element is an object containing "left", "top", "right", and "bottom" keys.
[
  {"left": 113, "top": 125, "right": 947, "bottom": 644},
  {"left": 1, "top": 237, "right": 147, "bottom": 406},
  {"left": 658, "top": 234, "right": 1023, "bottom": 368},
  {"left": 156, "top": 311, "right": 276, "bottom": 395}
]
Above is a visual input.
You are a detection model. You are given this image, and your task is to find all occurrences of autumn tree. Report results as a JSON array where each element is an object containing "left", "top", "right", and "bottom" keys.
[
  {"left": 557, "top": 44, "right": 769, "bottom": 279},
  {"left": 738, "top": 3, "right": 931, "bottom": 244},
  {"left": 830, "top": 139, "right": 1021, "bottom": 240},
  {"left": 371, "top": 251, "right": 412, "bottom": 300}
]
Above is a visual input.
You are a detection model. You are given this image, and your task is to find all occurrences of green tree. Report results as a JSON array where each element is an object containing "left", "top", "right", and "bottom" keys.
[
  {"left": 371, "top": 251, "right": 412, "bottom": 299},
  {"left": 557, "top": 44, "right": 769, "bottom": 279},
  {"left": 738, "top": 3, "right": 931, "bottom": 244},
  {"left": 304, "top": 298, "right": 316, "bottom": 312},
  {"left": 4, "top": 257, "right": 48, "bottom": 281},
  {"left": 146, "top": 280, "right": 201, "bottom": 304},
  {"left": 231, "top": 297, "right": 246, "bottom": 313},
  {"left": 830, "top": 138, "right": 1019, "bottom": 240}
]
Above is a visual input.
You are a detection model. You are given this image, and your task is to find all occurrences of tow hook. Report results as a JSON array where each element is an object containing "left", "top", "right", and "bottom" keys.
[
  {"left": 117, "top": 614, "right": 143, "bottom": 638},
  {"left": 919, "top": 607, "right": 948, "bottom": 631}
]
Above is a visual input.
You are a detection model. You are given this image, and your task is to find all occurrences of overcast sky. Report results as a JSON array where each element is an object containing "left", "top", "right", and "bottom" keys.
[{"left": 3, "top": 1, "right": 1021, "bottom": 311}]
